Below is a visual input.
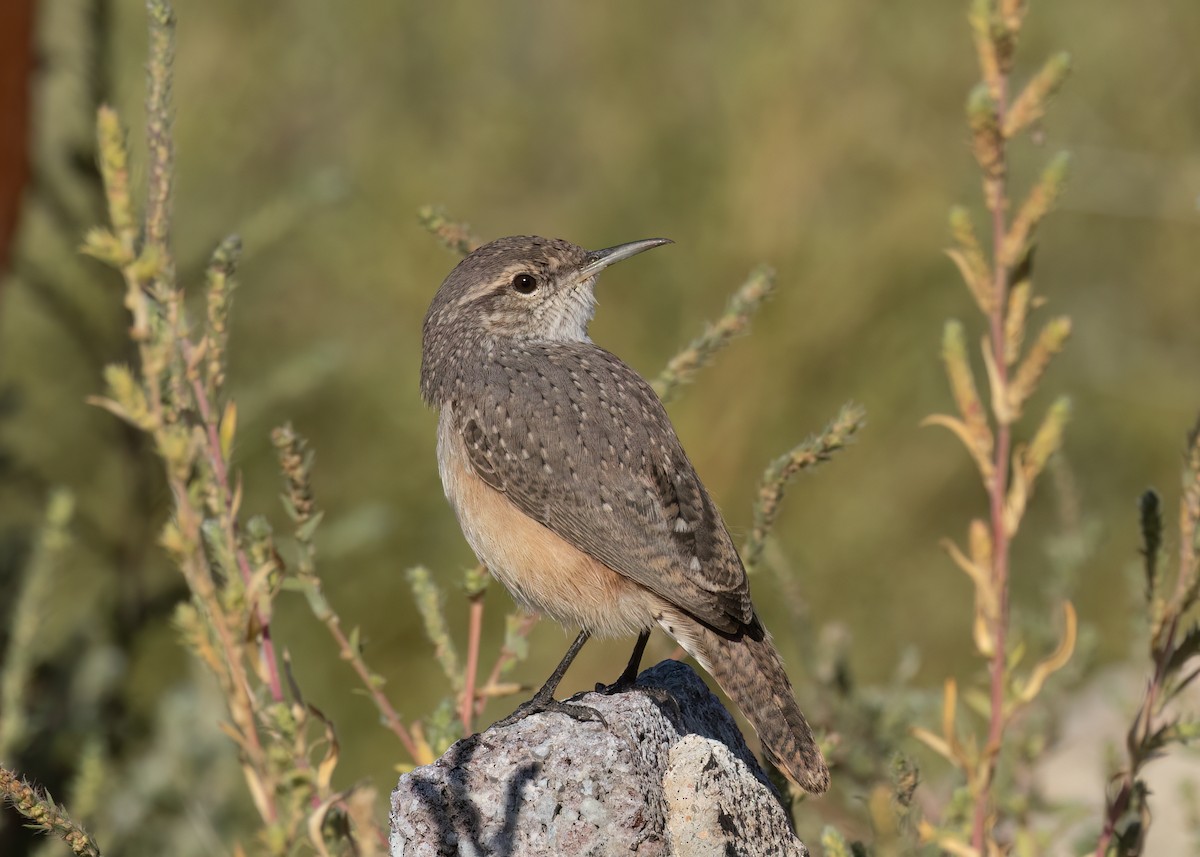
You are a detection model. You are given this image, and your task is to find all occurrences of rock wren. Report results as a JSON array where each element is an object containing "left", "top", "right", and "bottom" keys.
[{"left": 420, "top": 235, "right": 829, "bottom": 794}]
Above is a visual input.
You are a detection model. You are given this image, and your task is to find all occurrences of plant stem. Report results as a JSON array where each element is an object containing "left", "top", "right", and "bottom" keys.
[
  {"left": 974, "top": 71, "right": 1012, "bottom": 853},
  {"left": 1095, "top": 603, "right": 1180, "bottom": 856},
  {"left": 310, "top": 593, "right": 421, "bottom": 761},
  {"left": 461, "top": 593, "right": 485, "bottom": 734},
  {"left": 173, "top": 486, "right": 278, "bottom": 823},
  {"left": 475, "top": 613, "right": 539, "bottom": 718},
  {"left": 1093, "top": 687, "right": 1153, "bottom": 856},
  {"left": 181, "top": 346, "right": 284, "bottom": 703},
  {"left": 0, "top": 766, "right": 102, "bottom": 857},
  {"left": 1094, "top": 782, "right": 1129, "bottom": 857},
  {"left": 1097, "top": 431, "right": 1200, "bottom": 854}
]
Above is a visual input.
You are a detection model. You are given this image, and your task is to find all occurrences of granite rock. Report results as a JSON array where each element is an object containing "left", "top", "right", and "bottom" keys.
[{"left": 390, "top": 660, "right": 807, "bottom": 857}]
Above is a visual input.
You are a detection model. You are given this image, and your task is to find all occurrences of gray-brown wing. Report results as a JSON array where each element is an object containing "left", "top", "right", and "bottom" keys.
[{"left": 453, "top": 341, "right": 752, "bottom": 632}]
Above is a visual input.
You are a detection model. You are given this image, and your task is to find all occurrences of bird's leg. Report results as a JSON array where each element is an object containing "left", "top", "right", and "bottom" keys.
[
  {"left": 494, "top": 629, "right": 606, "bottom": 728},
  {"left": 595, "top": 629, "right": 680, "bottom": 716},
  {"left": 596, "top": 629, "right": 650, "bottom": 694}
]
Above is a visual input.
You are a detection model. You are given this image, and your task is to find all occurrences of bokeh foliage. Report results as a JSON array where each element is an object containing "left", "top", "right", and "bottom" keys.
[{"left": 1, "top": 0, "right": 1198, "bottom": 854}]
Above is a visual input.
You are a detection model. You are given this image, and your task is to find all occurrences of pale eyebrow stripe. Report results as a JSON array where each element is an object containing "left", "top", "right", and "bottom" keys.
[{"left": 456, "top": 263, "right": 539, "bottom": 306}]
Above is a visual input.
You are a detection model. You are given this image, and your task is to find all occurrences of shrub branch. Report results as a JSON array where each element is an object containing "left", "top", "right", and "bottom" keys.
[
  {"left": 918, "top": 3, "right": 1076, "bottom": 853},
  {"left": 1095, "top": 425, "right": 1200, "bottom": 856},
  {"left": 1, "top": 765, "right": 102, "bottom": 857}
]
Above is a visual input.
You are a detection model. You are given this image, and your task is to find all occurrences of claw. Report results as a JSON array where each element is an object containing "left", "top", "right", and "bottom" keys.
[
  {"left": 495, "top": 695, "right": 607, "bottom": 729},
  {"left": 594, "top": 675, "right": 636, "bottom": 696}
]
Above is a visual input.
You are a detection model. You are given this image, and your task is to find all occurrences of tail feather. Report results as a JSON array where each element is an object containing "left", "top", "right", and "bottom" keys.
[{"left": 659, "top": 609, "right": 829, "bottom": 794}]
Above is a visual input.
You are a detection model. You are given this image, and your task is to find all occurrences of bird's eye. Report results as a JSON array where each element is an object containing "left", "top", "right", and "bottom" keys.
[{"left": 511, "top": 273, "right": 538, "bottom": 295}]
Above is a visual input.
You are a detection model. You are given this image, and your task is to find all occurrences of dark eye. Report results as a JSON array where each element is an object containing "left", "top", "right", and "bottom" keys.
[{"left": 511, "top": 273, "right": 538, "bottom": 295}]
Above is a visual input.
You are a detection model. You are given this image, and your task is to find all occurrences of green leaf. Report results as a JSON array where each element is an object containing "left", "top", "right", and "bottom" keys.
[
  {"left": 502, "top": 614, "right": 531, "bottom": 669},
  {"left": 296, "top": 509, "right": 325, "bottom": 544},
  {"left": 463, "top": 564, "right": 490, "bottom": 597}
]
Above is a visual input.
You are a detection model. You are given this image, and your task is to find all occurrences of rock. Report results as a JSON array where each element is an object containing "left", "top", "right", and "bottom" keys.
[
  {"left": 663, "top": 735, "right": 806, "bottom": 857},
  {"left": 389, "top": 660, "right": 807, "bottom": 857}
]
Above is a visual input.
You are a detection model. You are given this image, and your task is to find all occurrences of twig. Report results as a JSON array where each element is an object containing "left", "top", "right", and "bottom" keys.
[
  {"left": 84, "top": 0, "right": 283, "bottom": 826},
  {"left": 1095, "top": 426, "right": 1200, "bottom": 856},
  {"left": 406, "top": 566, "right": 462, "bottom": 691},
  {"left": 0, "top": 491, "right": 73, "bottom": 758},
  {"left": 1, "top": 765, "right": 102, "bottom": 857},
  {"left": 652, "top": 266, "right": 775, "bottom": 405},
  {"left": 272, "top": 424, "right": 422, "bottom": 761},
  {"left": 975, "top": 70, "right": 1013, "bottom": 857},
  {"left": 742, "top": 402, "right": 866, "bottom": 572},
  {"left": 460, "top": 593, "right": 485, "bottom": 734},
  {"left": 168, "top": 487, "right": 278, "bottom": 823},
  {"left": 1173, "top": 423, "right": 1200, "bottom": 611},
  {"left": 143, "top": 0, "right": 174, "bottom": 259},
  {"left": 475, "top": 613, "right": 539, "bottom": 717},
  {"left": 417, "top": 205, "right": 480, "bottom": 257},
  {"left": 917, "top": 6, "right": 1076, "bottom": 850},
  {"left": 313, "top": 598, "right": 421, "bottom": 762},
  {"left": 183, "top": 340, "right": 284, "bottom": 703}
]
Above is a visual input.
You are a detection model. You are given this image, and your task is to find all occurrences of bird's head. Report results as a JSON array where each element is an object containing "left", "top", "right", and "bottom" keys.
[{"left": 423, "top": 235, "right": 672, "bottom": 344}]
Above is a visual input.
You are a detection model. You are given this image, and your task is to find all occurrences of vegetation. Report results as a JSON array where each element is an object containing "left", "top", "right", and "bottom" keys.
[{"left": 1, "top": 0, "right": 1197, "bottom": 855}]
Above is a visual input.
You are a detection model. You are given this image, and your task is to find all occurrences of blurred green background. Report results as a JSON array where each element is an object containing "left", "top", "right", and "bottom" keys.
[{"left": 1, "top": 0, "right": 1198, "bottom": 851}]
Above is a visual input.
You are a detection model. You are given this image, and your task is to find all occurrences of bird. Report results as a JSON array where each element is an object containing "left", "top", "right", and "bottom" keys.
[{"left": 420, "top": 235, "right": 829, "bottom": 794}]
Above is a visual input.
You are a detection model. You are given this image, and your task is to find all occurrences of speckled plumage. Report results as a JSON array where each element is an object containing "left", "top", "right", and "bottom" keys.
[{"left": 420, "top": 235, "right": 829, "bottom": 794}]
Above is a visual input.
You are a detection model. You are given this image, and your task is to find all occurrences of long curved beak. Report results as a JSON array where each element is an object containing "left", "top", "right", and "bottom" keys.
[{"left": 577, "top": 238, "right": 673, "bottom": 280}]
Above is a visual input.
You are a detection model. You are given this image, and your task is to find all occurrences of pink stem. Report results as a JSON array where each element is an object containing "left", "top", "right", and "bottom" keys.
[
  {"left": 972, "top": 72, "right": 1012, "bottom": 854},
  {"left": 182, "top": 342, "right": 284, "bottom": 703},
  {"left": 461, "top": 595, "right": 484, "bottom": 734}
]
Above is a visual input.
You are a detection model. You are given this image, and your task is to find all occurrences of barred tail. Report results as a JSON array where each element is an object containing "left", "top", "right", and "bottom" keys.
[{"left": 660, "top": 610, "right": 830, "bottom": 794}]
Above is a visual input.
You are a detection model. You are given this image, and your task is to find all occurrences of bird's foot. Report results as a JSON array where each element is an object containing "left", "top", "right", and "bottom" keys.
[
  {"left": 494, "top": 691, "right": 607, "bottom": 729},
  {"left": 594, "top": 676, "right": 680, "bottom": 716},
  {"left": 594, "top": 673, "right": 637, "bottom": 696}
]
